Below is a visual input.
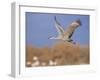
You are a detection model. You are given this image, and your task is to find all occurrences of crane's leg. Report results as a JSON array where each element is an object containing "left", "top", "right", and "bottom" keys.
[{"left": 69, "top": 39, "right": 76, "bottom": 44}]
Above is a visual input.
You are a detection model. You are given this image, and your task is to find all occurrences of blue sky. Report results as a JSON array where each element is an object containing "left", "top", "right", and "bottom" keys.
[{"left": 26, "top": 12, "right": 89, "bottom": 47}]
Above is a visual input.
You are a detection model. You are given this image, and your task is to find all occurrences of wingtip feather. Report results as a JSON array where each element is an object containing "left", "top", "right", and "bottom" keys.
[{"left": 76, "top": 19, "right": 82, "bottom": 26}]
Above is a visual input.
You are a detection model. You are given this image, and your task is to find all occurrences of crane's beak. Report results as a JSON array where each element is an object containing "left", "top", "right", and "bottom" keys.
[{"left": 76, "top": 19, "right": 82, "bottom": 26}]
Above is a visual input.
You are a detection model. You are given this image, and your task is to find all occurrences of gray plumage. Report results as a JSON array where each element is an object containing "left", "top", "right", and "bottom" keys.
[{"left": 49, "top": 16, "right": 81, "bottom": 42}]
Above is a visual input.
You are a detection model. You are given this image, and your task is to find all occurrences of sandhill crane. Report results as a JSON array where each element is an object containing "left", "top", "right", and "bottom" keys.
[{"left": 49, "top": 16, "right": 81, "bottom": 43}]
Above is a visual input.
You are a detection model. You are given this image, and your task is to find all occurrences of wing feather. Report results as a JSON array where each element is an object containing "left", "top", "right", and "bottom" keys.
[
  {"left": 54, "top": 16, "right": 64, "bottom": 36},
  {"left": 65, "top": 20, "right": 81, "bottom": 38}
]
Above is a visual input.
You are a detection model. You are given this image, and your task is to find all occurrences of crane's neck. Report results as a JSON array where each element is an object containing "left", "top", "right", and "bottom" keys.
[{"left": 49, "top": 37, "right": 61, "bottom": 39}]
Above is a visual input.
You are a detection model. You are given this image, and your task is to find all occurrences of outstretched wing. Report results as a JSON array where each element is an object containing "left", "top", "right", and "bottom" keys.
[
  {"left": 65, "top": 19, "right": 81, "bottom": 38},
  {"left": 54, "top": 16, "right": 64, "bottom": 36}
]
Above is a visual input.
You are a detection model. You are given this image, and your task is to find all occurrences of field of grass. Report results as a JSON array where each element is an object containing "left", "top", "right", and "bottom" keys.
[{"left": 26, "top": 42, "right": 89, "bottom": 67}]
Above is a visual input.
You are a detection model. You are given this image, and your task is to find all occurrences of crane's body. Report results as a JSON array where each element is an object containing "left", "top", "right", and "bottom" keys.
[{"left": 49, "top": 16, "right": 81, "bottom": 43}]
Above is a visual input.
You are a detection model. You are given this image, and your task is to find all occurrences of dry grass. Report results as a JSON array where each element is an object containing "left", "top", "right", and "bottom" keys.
[{"left": 26, "top": 42, "right": 89, "bottom": 67}]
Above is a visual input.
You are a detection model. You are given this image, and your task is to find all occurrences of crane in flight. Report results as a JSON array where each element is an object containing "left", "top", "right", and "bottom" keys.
[{"left": 49, "top": 16, "right": 82, "bottom": 43}]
